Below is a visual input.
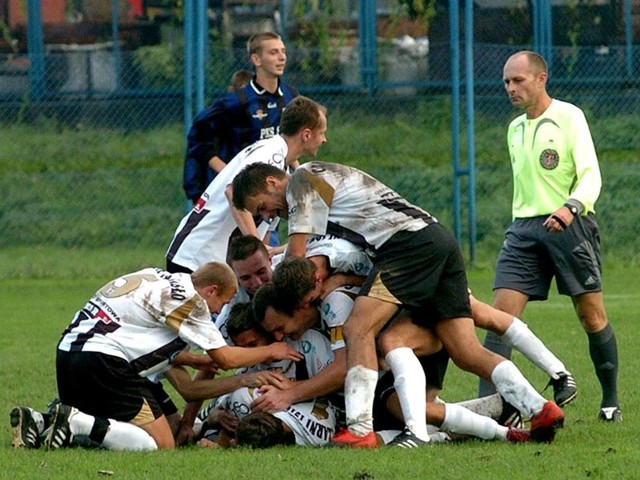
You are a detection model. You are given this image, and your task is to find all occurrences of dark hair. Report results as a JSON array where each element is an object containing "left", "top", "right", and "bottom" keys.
[
  {"left": 227, "top": 234, "right": 269, "bottom": 265},
  {"left": 253, "top": 281, "right": 295, "bottom": 321},
  {"left": 279, "top": 96, "right": 327, "bottom": 137},
  {"left": 231, "top": 163, "right": 286, "bottom": 210},
  {"left": 235, "top": 411, "right": 295, "bottom": 448},
  {"left": 229, "top": 69, "right": 253, "bottom": 91},
  {"left": 226, "top": 302, "right": 265, "bottom": 339},
  {"left": 272, "top": 257, "right": 317, "bottom": 307}
]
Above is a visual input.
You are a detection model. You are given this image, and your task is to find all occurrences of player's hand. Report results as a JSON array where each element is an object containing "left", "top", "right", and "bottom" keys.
[
  {"left": 251, "top": 385, "right": 294, "bottom": 413},
  {"left": 241, "top": 370, "right": 290, "bottom": 388},
  {"left": 207, "top": 406, "right": 238, "bottom": 432},
  {"left": 543, "top": 206, "right": 573, "bottom": 233},
  {"left": 266, "top": 244, "right": 286, "bottom": 258},
  {"left": 175, "top": 423, "right": 195, "bottom": 446},
  {"left": 268, "top": 342, "right": 304, "bottom": 362}
]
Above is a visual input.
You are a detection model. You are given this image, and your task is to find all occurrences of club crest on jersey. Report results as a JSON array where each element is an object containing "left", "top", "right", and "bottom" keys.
[
  {"left": 539, "top": 149, "right": 559, "bottom": 170},
  {"left": 252, "top": 109, "right": 268, "bottom": 120}
]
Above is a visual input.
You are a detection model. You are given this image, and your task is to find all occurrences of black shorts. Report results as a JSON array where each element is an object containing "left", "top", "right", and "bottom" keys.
[
  {"left": 361, "top": 225, "right": 471, "bottom": 326},
  {"left": 56, "top": 350, "right": 166, "bottom": 426},
  {"left": 372, "top": 348, "right": 450, "bottom": 431},
  {"left": 494, "top": 214, "right": 603, "bottom": 300}
]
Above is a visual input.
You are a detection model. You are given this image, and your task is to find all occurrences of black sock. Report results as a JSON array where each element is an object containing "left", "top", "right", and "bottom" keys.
[
  {"left": 587, "top": 323, "right": 619, "bottom": 409},
  {"left": 88, "top": 417, "right": 110, "bottom": 445}
]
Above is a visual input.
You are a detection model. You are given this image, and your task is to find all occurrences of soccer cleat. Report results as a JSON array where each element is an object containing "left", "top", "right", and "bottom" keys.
[
  {"left": 546, "top": 372, "right": 577, "bottom": 407},
  {"left": 598, "top": 407, "right": 622, "bottom": 423},
  {"left": 506, "top": 427, "right": 531, "bottom": 443},
  {"left": 388, "top": 427, "right": 429, "bottom": 448},
  {"left": 497, "top": 398, "right": 524, "bottom": 429},
  {"left": 330, "top": 427, "right": 377, "bottom": 449},
  {"left": 10, "top": 407, "right": 41, "bottom": 449},
  {"left": 529, "top": 401, "right": 565, "bottom": 443},
  {"left": 44, "top": 403, "right": 76, "bottom": 450}
]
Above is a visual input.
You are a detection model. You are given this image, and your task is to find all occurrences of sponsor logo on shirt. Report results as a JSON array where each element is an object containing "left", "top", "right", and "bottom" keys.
[
  {"left": 267, "top": 102, "right": 277, "bottom": 108},
  {"left": 252, "top": 109, "right": 268, "bottom": 120}
]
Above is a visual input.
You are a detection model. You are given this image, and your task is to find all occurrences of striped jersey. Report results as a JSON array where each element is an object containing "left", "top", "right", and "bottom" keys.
[
  {"left": 167, "top": 135, "right": 287, "bottom": 271},
  {"left": 286, "top": 162, "right": 438, "bottom": 252},
  {"left": 57, "top": 268, "right": 226, "bottom": 378},
  {"left": 183, "top": 78, "right": 298, "bottom": 201}
]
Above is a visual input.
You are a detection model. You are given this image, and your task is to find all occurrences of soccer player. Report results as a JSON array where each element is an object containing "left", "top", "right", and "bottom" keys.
[
  {"left": 166, "top": 95, "right": 327, "bottom": 273},
  {"left": 231, "top": 161, "right": 566, "bottom": 448},
  {"left": 43, "top": 262, "right": 302, "bottom": 451},
  {"left": 257, "top": 257, "right": 532, "bottom": 446},
  {"left": 182, "top": 32, "right": 298, "bottom": 205},
  {"left": 481, "top": 50, "right": 621, "bottom": 422},
  {"left": 194, "top": 301, "right": 337, "bottom": 445}
]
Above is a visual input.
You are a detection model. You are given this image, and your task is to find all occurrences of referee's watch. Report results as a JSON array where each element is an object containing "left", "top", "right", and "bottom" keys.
[{"left": 564, "top": 203, "right": 579, "bottom": 216}]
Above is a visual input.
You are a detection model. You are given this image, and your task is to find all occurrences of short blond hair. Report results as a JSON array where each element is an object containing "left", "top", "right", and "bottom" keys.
[
  {"left": 191, "top": 262, "right": 238, "bottom": 295},
  {"left": 247, "top": 32, "right": 282, "bottom": 56}
]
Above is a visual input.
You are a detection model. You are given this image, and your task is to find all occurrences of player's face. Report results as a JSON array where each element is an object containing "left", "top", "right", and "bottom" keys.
[
  {"left": 231, "top": 250, "right": 272, "bottom": 295},
  {"left": 503, "top": 55, "right": 546, "bottom": 111},
  {"left": 208, "top": 286, "right": 237, "bottom": 315},
  {"left": 253, "top": 39, "right": 287, "bottom": 78},
  {"left": 262, "top": 305, "right": 318, "bottom": 341},
  {"left": 244, "top": 187, "right": 288, "bottom": 222},
  {"left": 232, "top": 328, "right": 270, "bottom": 348},
  {"left": 308, "top": 255, "right": 330, "bottom": 282},
  {"left": 302, "top": 112, "right": 328, "bottom": 157}
]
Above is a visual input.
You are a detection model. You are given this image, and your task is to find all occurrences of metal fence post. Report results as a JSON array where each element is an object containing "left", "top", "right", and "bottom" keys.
[{"left": 26, "top": 0, "right": 45, "bottom": 100}]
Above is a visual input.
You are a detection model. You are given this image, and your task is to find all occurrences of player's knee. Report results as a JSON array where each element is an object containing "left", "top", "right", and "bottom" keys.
[{"left": 376, "top": 330, "right": 404, "bottom": 356}]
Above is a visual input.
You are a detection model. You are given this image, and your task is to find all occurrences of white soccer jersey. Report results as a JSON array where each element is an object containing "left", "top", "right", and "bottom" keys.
[
  {"left": 319, "top": 285, "right": 358, "bottom": 351},
  {"left": 287, "top": 162, "right": 438, "bottom": 251},
  {"left": 306, "top": 234, "right": 373, "bottom": 276},
  {"left": 236, "top": 328, "right": 335, "bottom": 380},
  {"left": 226, "top": 387, "right": 337, "bottom": 446},
  {"left": 167, "top": 135, "right": 288, "bottom": 271},
  {"left": 57, "top": 268, "right": 226, "bottom": 378}
]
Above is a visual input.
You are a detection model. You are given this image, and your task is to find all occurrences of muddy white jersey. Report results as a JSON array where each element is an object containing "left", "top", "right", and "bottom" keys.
[
  {"left": 226, "top": 387, "right": 337, "bottom": 446},
  {"left": 319, "top": 285, "right": 358, "bottom": 351},
  {"left": 237, "top": 328, "right": 335, "bottom": 381},
  {"left": 286, "top": 162, "right": 437, "bottom": 252},
  {"left": 167, "top": 135, "right": 288, "bottom": 271},
  {"left": 57, "top": 268, "right": 226, "bottom": 377},
  {"left": 306, "top": 234, "right": 373, "bottom": 276}
]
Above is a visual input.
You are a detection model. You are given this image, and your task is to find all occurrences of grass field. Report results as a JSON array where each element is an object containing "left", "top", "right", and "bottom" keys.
[
  {"left": 1, "top": 247, "right": 637, "bottom": 480},
  {"left": 1, "top": 100, "right": 639, "bottom": 478}
]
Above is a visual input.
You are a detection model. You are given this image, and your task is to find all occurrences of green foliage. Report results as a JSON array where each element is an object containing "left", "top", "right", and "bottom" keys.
[{"left": 133, "top": 43, "right": 185, "bottom": 89}]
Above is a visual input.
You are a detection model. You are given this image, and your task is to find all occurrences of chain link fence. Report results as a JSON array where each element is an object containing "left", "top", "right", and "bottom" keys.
[{"left": 1, "top": 1, "right": 639, "bottom": 262}]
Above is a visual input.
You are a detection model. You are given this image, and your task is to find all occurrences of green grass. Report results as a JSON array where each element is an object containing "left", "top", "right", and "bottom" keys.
[
  {"left": 1, "top": 100, "right": 639, "bottom": 478},
  {"left": 1, "top": 259, "right": 637, "bottom": 479}
]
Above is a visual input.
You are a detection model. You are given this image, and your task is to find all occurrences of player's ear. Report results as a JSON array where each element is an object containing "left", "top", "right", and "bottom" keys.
[{"left": 205, "top": 284, "right": 219, "bottom": 299}]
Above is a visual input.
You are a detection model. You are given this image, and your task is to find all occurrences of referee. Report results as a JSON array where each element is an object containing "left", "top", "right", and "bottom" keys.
[{"left": 480, "top": 50, "right": 621, "bottom": 422}]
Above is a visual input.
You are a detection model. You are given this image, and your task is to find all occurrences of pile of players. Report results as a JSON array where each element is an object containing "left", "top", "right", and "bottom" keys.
[{"left": 10, "top": 38, "right": 620, "bottom": 451}]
